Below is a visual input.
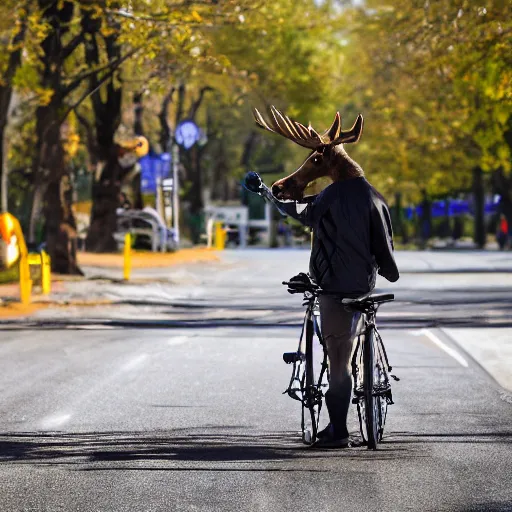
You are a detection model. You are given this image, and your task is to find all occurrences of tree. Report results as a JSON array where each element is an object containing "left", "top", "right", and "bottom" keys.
[
  {"left": 0, "top": 1, "right": 32, "bottom": 213},
  {"left": 338, "top": 0, "right": 511, "bottom": 245},
  {"left": 83, "top": 0, "right": 351, "bottom": 247}
]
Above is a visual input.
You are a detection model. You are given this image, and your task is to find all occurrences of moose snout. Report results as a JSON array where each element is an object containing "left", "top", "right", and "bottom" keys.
[
  {"left": 272, "top": 178, "right": 302, "bottom": 200},
  {"left": 272, "top": 183, "right": 283, "bottom": 197}
]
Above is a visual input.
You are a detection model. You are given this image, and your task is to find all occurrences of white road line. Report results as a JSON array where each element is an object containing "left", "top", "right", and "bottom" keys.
[
  {"left": 168, "top": 336, "right": 189, "bottom": 346},
  {"left": 122, "top": 353, "right": 148, "bottom": 371},
  {"left": 409, "top": 328, "right": 469, "bottom": 367},
  {"left": 41, "top": 413, "right": 71, "bottom": 429}
]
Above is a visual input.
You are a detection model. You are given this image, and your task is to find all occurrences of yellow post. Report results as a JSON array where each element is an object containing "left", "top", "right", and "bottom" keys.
[
  {"left": 19, "top": 252, "right": 31, "bottom": 304},
  {"left": 214, "top": 221, "right": 226, "bottom": 250},
  {"left": 123, "top": 232, "right": 132, "bottom": 280},
  {"left": 13, "top": 218, "right": 31, "bottom": 304},
  {"left": 41, "top": 250, "right": 51, "bottom": 295}
]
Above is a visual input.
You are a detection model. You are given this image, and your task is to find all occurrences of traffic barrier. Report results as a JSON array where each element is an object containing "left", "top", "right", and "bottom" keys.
[{"left": 123, "top": 232, "right": 132, "bottom": 280}]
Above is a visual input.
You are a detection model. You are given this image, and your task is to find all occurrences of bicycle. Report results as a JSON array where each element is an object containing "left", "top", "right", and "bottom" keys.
[{"left": 282, "top": 273, "right": 399, "bottom": 449}]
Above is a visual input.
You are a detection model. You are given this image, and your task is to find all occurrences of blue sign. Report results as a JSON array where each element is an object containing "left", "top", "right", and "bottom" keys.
[
  {"left": 139, "top": 152, "right": 171, "bottom": 194},
  {"left": 406, "top": 199, "right": 498, "bottom": 220},
  {"left": 175, "top": 119, "right": 201, "bottom": 149}
]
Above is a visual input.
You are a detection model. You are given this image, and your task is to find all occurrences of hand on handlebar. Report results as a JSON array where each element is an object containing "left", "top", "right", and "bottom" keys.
[
  {"left": 243, "top": 171, "right": 264, "bottom": 195},
  {"left": 282, "top": 273, "right": 321, "bottom": 294},
  {"left": 243, "top": 171, "right": 288, "bottom": 217}
]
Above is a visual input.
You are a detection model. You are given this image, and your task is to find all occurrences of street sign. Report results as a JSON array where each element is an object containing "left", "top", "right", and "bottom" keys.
[
  {"left": 139, "top": 152, "right": 172, "bottom": 194},
  {"left": 175, "top": 119, "right": 201, "bottom": 149},
  {"left": 162, "top": 178, "right": 173, "bottom": 191}
]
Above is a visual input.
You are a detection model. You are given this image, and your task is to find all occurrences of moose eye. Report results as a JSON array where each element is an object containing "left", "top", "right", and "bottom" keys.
[{"left": 312, "top": 155, "right": 322, "bottom": 165}]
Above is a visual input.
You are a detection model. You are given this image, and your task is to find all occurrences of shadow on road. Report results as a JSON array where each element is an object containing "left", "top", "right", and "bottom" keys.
[
  {"left": 1, "top": 314, "right": 512, "bottom": 330},
  {"left": 453, "top": 504, "right": 512, "bottom": 512},
  {"left": 385, "top": 431, "right": 512, "bottom": 444},
  {"left": 0, "top": 428, "right": 428, "bottom": 469}
]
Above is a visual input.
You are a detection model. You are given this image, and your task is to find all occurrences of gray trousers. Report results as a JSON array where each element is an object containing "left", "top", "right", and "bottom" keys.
[{"left": 319, "top": 295, "right": 362, "bottom": 438}]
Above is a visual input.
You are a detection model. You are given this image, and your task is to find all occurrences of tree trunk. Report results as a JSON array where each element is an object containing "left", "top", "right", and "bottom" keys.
[
  {"left": 159, "top": 88, "right": 175, "bottom": 153},
  {"left": 36, "top": 104, "right": 82, "bottom": 273},
  {"left": 0, "top": 4, "right": 28, "bottom": 212},
  {"left": 0, "top": 126, "right": 8, "bottom": 213},
  {"left": 44, "top": 174, "right": 81, "bottom": 274},
  {"left": 419, "top": 190, "right": 432, "bottom": 249},
  {"left": 497, "top": 119, "right": 512, "bottom": 231},
  {"left": 84, "top": 17, "right": 123, "bottom": 252},
  {"left": 133, "top": 92, "right": 144, "bottom": 137},
  {"left": 85, "top": 155, "right": 122, "bottom": 252},
  {"left": 472, "top": 166, "right": 486, "bottom": 249},
  {"left": 393, "top": 192, "right": 407, "bottom": 244}
]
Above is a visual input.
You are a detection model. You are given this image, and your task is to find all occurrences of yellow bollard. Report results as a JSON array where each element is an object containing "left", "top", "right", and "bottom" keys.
[
  {"left": 19, "top": 251, "right": 32, "bottom": 304},
  {"left": 123, "top": 232, "right": 132, "bottom": 281},
  {"left": 41, "top": 250, "right": 51, "bottom": 295},
  {"left": 214, "top": 221, "right": 226, "bottom": 250}
]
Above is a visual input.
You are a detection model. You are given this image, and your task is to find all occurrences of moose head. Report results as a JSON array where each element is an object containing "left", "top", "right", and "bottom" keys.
[{"left": 253, "top": 106, "right": 364, "bottom": 201}]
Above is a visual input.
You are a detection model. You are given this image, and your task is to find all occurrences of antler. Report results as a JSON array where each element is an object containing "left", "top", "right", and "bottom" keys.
[
  {"left": 253, "top": 105, "right": 326, "bottom": 149},
  {"left": 253, "top": 107, "right": 364, "bottom": 148},
  {"left": 330, "top": 113, "right": 364, "bottom": 145}
]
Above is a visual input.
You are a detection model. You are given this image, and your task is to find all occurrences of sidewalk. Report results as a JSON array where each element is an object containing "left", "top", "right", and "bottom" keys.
[
  {"left": 443, "top": 328, "right": 512, "bottom": 393},
  {"left": 77, "top": 247, "right": 218, "bottom": 269},
  {"left": 394, "top": 250, "right": 512, "bottom": 273},
  {"left": 0, "top": 247, "right": 220, "bottom": 318}
]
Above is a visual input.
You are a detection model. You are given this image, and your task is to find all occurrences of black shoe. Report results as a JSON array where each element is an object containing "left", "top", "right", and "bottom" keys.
[
  {"left": 317, "top": 423, "right": 333, "bottom": 439},
  {"left": 312, "top": 432, "right": 351, "bottom": 449}
]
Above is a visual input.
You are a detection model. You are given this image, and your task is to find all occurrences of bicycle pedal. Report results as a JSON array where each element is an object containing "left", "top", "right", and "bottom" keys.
[
  {"left": 390, "top": 374, "right": 400, "bottom": 381},
  {"left": 283, "top": 352, "right": 305, "bottom": 364}
]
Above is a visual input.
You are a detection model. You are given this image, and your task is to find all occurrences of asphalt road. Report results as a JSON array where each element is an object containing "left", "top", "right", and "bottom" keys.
[{"left": 1, "top": 250, "right": 511, "bottom": 512}]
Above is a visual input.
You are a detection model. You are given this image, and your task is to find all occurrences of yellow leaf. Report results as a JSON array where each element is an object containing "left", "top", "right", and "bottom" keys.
[{"left": 191, "top": 10, "right": 202, "bottom": 23}]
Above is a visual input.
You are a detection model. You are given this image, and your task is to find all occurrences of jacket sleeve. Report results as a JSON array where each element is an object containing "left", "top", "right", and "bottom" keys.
[
  {"left": 370, "top": 197, "right": 399, "bottom": 282},
  {"left": 274, "top": 196, "right": 317, "bottom": 227}
]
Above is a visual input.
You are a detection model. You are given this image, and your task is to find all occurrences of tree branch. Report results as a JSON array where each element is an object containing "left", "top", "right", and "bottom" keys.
[
  {"left": 61, "top": 30, "right": 86, "bottom": 61},
  {"left": 59, "top": 48, "right": 140, "bottom": 124},
  {"left": 188, "top": 86, "right": 214, "bottom": 119},
  {"left": 159, "top": 86, "right": 175, "bottom": 152},
  {"left": 63, "top": 47, "right": 137, "bottom": 97},
  {"left": 74, "top": 108, "right": 98, "bottom": 164}
]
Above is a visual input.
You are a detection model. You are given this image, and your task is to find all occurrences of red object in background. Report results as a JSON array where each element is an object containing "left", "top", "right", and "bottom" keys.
[{"left": 500, "top": 217, "right": 508, "bottom": 234}]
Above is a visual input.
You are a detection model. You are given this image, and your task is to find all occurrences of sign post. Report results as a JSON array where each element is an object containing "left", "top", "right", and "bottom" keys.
[{"left": 171, "top": 143, "right": 180, "bottom": 245}]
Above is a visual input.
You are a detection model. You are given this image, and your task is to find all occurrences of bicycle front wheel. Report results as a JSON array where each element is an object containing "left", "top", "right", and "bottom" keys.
[
  {"left": 363, "top": 327, "right": 380, "bottom": 450},
  {"left": 301, "top": 314, "right": 323, "bottom": 445}
]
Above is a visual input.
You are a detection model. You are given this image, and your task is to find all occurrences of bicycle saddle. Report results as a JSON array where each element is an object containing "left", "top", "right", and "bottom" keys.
[{"left": 342, "top": 293, "right": 394, "bottom": 305}]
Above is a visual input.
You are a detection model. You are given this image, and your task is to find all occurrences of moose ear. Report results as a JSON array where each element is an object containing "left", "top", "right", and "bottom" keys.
[
  {"left": 331, "top": 114, "right": 364, "bottom": 145},
  {"left": 325, "top": 112, "right": 341, "bottom": 142}
]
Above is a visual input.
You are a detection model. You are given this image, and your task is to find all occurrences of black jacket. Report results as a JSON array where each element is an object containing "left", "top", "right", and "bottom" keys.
[{"left": 280, "top": 177, "right": 399, "bottom": 297}]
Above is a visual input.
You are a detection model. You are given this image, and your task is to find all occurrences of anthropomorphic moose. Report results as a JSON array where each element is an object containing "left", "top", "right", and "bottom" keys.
[{"left": 253, "top": 106, "right": 399, "bottom": 448}]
